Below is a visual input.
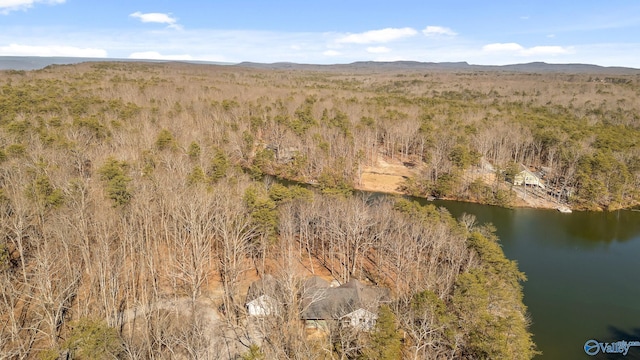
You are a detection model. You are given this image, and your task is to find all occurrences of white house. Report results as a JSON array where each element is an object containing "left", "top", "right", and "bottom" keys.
[
  {"left": 246, "top": 294, "right": 278, "bottom": 316},
  {"left": 340, "top": 308, "right": 378, "bottom": 331},
  {"left": 514, "top": 166, "right": 545, "bottom": 189},
  {"left": 245, "top": 275, "right": 279, "bottom": 317}
]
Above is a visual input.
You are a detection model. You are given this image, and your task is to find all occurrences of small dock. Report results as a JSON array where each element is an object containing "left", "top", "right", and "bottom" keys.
[{"left": 557, "top": 206, "right": 572, "bottom": 213}]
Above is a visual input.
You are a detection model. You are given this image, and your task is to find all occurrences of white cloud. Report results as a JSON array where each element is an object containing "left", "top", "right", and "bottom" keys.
[
  {"left": 482, "top": 42, "right": 524, "bottom": 52},
  {"left": 482, "top": 42, "right": 573, "bottom": 57},
  {"left": 0, "top": 0, "right": 64, "bottom": 14},
  {"left": 128, "top": 51, "right": 193, "bottom": 61},
  {"left": 336, "top": 27, "right": 417, "bottom": 44},
  {"left": 323, "top": 50, "right": 341, "bottom": 56},
  {"left": 2, "top": 25, "right": 638, "bottom": 67},
  {"left": 367, "top": 46, "right": 391, "bottom": 54},
  {"left": 0, "top": 43, "right": 106, "bottom": 57},
  {"left": 130, "top": 11, "right": 181, "bottom": 30},
  {"left": 422, "top": 26, "right": 457, "bottom": 37}
]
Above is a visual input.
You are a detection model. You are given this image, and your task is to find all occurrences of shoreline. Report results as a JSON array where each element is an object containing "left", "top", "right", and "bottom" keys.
[
  {"left": 353, "top": 184, "right": 560, "bottom": 210},
  {"left": 352, "top": 180, "right": 640, "bottom": 212},
  {"left": 266, "top": 170, "right": 635, "bottom": 213},
  {"left": 354, "top": 156, "right": 637, "bottom": 212},
  {"left": 352, "top": 184, "right": 640, "bottom": 213}
]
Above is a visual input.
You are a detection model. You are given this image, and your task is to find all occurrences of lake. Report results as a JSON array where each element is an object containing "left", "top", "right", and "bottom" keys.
[{"left": 426, "top": 200, "right": 640, "bottom": 359}]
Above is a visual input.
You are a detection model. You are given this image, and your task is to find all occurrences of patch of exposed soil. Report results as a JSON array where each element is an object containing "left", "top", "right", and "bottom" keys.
[
  {"left": 357, "top": 154, "right": 418, "bottom": 194},
  {"left": 511, "top": 186, "right": 562, "bottom": 210},
  {"left": 357, "top": 154, "right": 563, "bottom": 210}
]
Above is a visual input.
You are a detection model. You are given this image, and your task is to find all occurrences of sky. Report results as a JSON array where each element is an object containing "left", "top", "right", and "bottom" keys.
[{"left": 1, "top": 0, "right": 640, "bottom": 67}]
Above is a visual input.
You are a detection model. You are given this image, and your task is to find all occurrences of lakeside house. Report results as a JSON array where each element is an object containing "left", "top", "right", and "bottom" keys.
[
  {"left": 513, "top": 165, "right": 545, "bottom": 189},
  {"left": 300, "top": 277, "right": 390, "bottom": 331},
  {"left": 245, "top": 275, "right": 390, "bottom": 331}
]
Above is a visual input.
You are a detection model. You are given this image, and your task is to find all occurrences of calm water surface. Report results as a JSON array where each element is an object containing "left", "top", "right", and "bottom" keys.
[{"left": 427, "top": 200, "right": 640, "bottom": 359}]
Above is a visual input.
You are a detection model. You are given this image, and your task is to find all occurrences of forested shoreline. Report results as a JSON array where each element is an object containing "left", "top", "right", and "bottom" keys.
[
  {"left": 2, "top": 62, "right": 639, "bottom": 210},
  {"left": 1, "top": 61, "right": 638, "bottom": 358}
]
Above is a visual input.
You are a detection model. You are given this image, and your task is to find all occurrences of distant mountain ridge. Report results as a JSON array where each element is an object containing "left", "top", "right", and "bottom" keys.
[
  {"left": 1, "top": 56, "right": 639, "bottom": 74},
  {"left": 237, "top": 60, "right": 640, "bottom": 74},
  {"left": 0, "top": 56, "right": 232, "bottom": 71}
]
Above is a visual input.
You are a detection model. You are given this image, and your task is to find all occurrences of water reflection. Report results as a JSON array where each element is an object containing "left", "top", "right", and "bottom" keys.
[
  {"left": 563, "top": 211, "right": 640, "bottom": 244},
  {"left": 414, "top": 198, "right": 640, "bottom": 359},
  {"left": 426, "top": 199, "right": 519, "bottom": 240},
  {"left": 427, "top": 198, "right": 640, "bottom": 246}
]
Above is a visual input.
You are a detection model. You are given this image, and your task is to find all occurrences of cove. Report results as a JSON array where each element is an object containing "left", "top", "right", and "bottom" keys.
[
  {"left": 423, "top": 199, "right": 640, "bottom": 359},
  {"left": 273, "top": 177, "right": 640, "bottom": 358}
]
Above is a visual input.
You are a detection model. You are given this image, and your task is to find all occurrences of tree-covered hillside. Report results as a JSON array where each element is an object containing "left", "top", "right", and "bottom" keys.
[
  {"left": 2, "top": 62, "right": 639, "bottom": 209},
  {"left": 2, "top": 61, "right": 637, "bottom": 358}
]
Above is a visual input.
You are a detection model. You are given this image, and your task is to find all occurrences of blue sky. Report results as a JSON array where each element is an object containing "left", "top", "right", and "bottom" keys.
[{"left": 1, "top": 0, "right": 640, "bottom": 67}]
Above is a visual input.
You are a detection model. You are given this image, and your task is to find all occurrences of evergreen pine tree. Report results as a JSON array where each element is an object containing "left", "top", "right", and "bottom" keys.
[{"left": 364, "top": 305, "right": 402, "bottom": 360}]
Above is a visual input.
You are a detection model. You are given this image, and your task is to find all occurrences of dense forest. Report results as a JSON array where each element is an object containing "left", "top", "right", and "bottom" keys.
[
  {"left": 1, "top": 61, "right": 638, "bottom": 359},
  {"left": 2, "top": 62, "right": 640, "bottom": 209}
]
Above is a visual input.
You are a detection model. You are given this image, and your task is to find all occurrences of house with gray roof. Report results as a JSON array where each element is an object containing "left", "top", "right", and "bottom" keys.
[
  {"left": 301, "top": 278, "right": 390, "bottom": 331},
  {"left": 245, "top": 275, "right": 390, "bottom": 330}
]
